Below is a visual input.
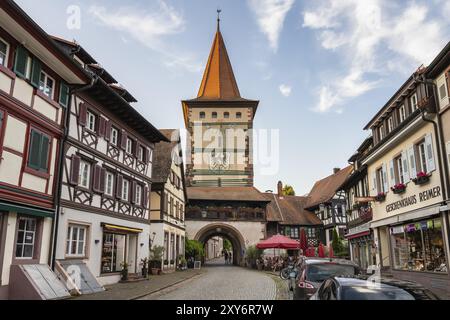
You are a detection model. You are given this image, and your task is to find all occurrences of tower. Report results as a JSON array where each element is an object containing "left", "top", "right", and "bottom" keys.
[{"left": 182, "top": 15, "right": 259, "bottom": 187}]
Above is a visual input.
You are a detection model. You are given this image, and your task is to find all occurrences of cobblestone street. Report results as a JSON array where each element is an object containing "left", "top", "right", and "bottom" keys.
[{"left": 140, "top": 258, "right": 278, "bottom": 300}]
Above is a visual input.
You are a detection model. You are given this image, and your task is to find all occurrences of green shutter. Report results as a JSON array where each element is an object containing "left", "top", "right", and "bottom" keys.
[
  {"left": 39, "top": 135, "right": 50, "bottom": 172},
  {"left": 13, "top": 46, "right": 29, "bottom": 78},
  {"left": 30, "top": 57, "right": 42, "bottom": 88},
  {"left": 28, "top": 130, "right": 42, "bottom": 170},
  {"left": 59, "top": 82, "right": 70, "bottom": 107}
]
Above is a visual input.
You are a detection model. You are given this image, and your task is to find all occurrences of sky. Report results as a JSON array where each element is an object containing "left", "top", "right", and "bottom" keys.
[{"left": 16, "top": 0, "right": 450, "bottom": 195}]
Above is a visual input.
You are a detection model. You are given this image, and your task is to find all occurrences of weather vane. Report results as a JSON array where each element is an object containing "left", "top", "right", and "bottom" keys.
[{"left": 217, "top": 8, "right": 222, "bottom": 30}]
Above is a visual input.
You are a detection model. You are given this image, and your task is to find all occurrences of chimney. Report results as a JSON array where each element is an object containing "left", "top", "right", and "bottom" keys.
[
  {"left": 277, "top": 181, "right": 283, "bottom": 197},
  {"left": 333, "top": 168, "right": 341, "bottom": 174}
]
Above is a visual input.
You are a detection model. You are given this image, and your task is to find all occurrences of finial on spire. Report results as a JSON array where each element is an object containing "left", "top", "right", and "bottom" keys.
[{"left": 217, "top": 8, "right": 222, "bottom": 31}]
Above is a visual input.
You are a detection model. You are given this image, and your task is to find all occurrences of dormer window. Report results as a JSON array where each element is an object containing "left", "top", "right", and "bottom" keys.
[
  {"left": 410, "top": 93, "right": 418, "bottom": 112},
  {"left": 0, "top": 38, "right": 9, "bottom": 67},
  {"left": 399, "top": 105, "right": 406, "bottom": 122},
  {"left": 379, "top": 124, "right": 385, "bottom": 141},
  {"left": 39, "top": 71, "right": 55, "bottom": 99},
  {"left": 387, "top": 117, "right": 394, "bottom": 133},
  {"left": 86, "top": 110, "right": 96, "bottom": 132}
]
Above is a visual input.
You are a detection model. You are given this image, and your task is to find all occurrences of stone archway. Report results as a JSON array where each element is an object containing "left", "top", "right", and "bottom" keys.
[{"left": 194, "top": 223, "right": 246, "bottom": 266}]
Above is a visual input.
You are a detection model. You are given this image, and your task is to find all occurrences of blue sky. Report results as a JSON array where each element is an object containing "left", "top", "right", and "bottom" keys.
[{"left": 16, "top": 0, "right": 450, "bottom": 195}]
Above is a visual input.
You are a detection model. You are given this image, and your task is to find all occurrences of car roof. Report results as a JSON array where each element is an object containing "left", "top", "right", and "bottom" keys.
[
  {"left": 302, "top": 257, "right": 359, "bottom": 266},
  {"left": 333, "top": 277, "right": 408, "bottom": 290}
]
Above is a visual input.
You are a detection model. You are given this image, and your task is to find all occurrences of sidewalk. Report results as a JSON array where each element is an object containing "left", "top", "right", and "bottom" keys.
[{"left": 73, "top": 269, "right": 206, "bottom": 300}]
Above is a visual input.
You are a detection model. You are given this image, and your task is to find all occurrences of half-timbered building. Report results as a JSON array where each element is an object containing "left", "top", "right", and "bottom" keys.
[
  {"left": 150, "top": 129, "right": 187, "bottom": 271},
  {"left": 0, "top": 1, "right": 90, "bottom": 299},
  {"left": 51, "top": 38, "right": 167, "bottom": 287}
]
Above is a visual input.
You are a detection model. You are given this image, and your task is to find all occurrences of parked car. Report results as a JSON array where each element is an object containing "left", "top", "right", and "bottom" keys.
[
  {"left": 310, "top": 276, "right": 440, "bottom": 300},
  {"left": 293, "top": 257, "right": 360, "bottom": 300}
]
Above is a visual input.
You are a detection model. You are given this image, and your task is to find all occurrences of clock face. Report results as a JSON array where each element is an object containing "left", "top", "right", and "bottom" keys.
[{"left": 209, "top": 152, "right": 230, "bottom": 171}]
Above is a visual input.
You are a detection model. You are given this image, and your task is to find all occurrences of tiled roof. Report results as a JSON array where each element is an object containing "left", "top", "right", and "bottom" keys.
[
  {"left": 305, "top": 166, "right": 354, "bottom": 209},
  {"left": 264, "top": 193, "right": 322, "bottom": 226},
  {"left": 187, "top": 187, "right": 269, "bottom": 202},
  {"left": 152, "top": 129, "right": 181, "bottom": 183}
]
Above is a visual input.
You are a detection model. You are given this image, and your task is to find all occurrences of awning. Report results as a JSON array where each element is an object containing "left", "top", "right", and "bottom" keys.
[
  {"left": 346, "top": 231, "right": 371, "bottom": 240},
  {"left": 101, "top": 223, "right": 143, "bottom": 234},
  {"left": 370, "top": 203, "right": 441, "bottom": 229},
  {"left": 0, "top": 201, "right": 54, "bottom": 218}
]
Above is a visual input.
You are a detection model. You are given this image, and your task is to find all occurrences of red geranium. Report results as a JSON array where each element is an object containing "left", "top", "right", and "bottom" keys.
[{"left": 416, "top": 171, "right": 428, "bottom": 178}]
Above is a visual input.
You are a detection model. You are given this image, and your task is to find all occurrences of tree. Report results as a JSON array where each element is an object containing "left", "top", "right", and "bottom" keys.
[
  {"left": 331, "top": 228, "right": 348, "bottom": 257},
  {"left": 185, "top": 239, "right": 205, "bottom": 260},
  {"left": 223, "top": 239, "right": 232, "bottom": 251},
  {"left": 282, "top": 185, "right": 296, "bottom": 196}
]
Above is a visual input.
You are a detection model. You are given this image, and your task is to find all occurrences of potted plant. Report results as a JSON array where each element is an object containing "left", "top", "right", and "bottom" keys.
[
  {"left": 120, "top": 261, "right": 129, "bottom": 281},
  {"left": 391, "top": 183, "right": 407, "bottom": 194},
  {"left": 149, "top": 245, "right": 164, "bottom": 275},
  {"left": 178, "top": 256, "right": 187, "bottom": 271},
  {"left": 140, "top": 257, "right": 149, "bottom": 278},
  {"left": 375, "top": 192, "right": 386, "bottom": 202},
  {"left": 412, "top": 172, "right": 431, "bottom": 185}
]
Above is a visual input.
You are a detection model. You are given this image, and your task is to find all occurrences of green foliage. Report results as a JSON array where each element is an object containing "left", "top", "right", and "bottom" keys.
[
  {"left": 246, "top": 245, "right": 263, "bottom": 267},
  {"left": 332, "top": 229, "right": 349, "bottom": 257},
  {"left": 282, "top": 185, "right": 296, "bottom": 196},
  {"left": 223, "top": 239, "right": 232, "bottom": 251},
  {"left": 150, "top": 245, "right": 164, "bottom": 262},
  {"left": 185, "top": 239, "right": 205, "bottom": 260}
]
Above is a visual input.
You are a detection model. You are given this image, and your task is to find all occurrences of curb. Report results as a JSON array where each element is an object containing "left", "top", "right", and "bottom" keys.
[{"left": 129, "top": 271, "right": 205, "bottom": 300}]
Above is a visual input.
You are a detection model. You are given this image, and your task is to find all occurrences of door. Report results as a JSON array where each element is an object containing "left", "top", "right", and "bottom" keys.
[{"left": 127, "top": 234, "right": 138, "bottom": 274}]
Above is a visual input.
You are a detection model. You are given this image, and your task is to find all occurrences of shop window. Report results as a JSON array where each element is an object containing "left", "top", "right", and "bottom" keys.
[
  {"left": 66, "top": 225, "right": 87, "bottom": 257},
  {"left": 15, "top": 217, "right": 37, "bottom": 259},
  {"left": 390, "top": 218, "right": 447, "bottom": 273},
  {"left": 0, "top": 38, "right": 9, "bottom": 67},
  {"left": 79, "top": 160, "right": 91, "bottom": 189},
  {"left": 39, "top": 71, "right": 55, "bottom": 99},
  {"left": 101, "top": 233, "right": 126, "bottom": 273},
  {"left": 27, "top": 129, "right": 51, "bottom": 173}
]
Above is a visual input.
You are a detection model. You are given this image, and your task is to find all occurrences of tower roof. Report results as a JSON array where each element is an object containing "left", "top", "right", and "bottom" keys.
[{"left": 196, "top": 25, "right": 241, "bottom": 100}]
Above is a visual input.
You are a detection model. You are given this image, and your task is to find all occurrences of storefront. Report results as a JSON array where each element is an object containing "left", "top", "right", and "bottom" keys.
[{"left": 346, "top": 225, "right": 376, "bottom": 271}]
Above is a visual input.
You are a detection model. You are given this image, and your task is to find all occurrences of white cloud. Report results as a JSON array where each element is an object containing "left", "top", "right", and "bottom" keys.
[
  {"left": 89, "top": 2, "right": 201, "bottom": 73},
  {"left": 248, "top": 0, "right": 295, "bottom": 52},
  {"left": 302, "top": 0, "right": 449, "bottom": 113},
  {"left": 279, "top": 84, "right": 292, "bottom": 97}
]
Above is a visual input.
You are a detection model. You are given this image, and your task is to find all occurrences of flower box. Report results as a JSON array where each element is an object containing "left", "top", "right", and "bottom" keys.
[
  {"left": 375, "top": 193, "right": 386, "bottom": 202},
  {"left": 391, "top": 183, "right": 406, "bottom": 194},
  {"left": 412, "top": 172, "right": 431, "bottom": 185}
]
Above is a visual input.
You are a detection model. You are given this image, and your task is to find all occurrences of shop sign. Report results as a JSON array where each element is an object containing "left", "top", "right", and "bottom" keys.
[{"left": 385, "top": 186, "right": 441, "bottom": 213}]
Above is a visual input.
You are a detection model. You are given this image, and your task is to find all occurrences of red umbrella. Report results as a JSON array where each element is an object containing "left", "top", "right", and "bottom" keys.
[
  {"left": 299, "top": 229, "right": 308, "bottom": 252},
  {"left": 328, "top": 244, "right": 334, "bottom": 258},
  {"left": 318, "top": 243, "right": 325, "bottom": 258},
  {"left": 256, "top": 234, "right": 300, "bottom": 249},
  {"left": 305, "top": 246, "right": 315, "bottom": 257}
]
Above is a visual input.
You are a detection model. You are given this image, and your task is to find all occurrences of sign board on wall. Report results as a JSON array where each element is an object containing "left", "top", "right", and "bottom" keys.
[{"left": 385, "top": 186, "right": 441, "bottom": 213}]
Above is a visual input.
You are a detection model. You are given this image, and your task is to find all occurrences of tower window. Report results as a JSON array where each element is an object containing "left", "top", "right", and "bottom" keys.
[
  {"left": 212, "top": 112, "right": 217, "bottom": 119},
  {"left": 224, "top": 112, "right": 229, "bottom": 119},
  {"left": 236, "top": 112, "right": 242, "bottom": 119},
  {"left": 199, "top": 112, "right": 205, "bottom": 119}
]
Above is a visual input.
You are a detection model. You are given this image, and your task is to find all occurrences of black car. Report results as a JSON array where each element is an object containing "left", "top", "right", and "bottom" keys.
[
  {"left": 293, "top": 257, "right": 360, "bottom": 300},
  {"left": 310, "top": 276, "right": 440, "bottom": 300}
]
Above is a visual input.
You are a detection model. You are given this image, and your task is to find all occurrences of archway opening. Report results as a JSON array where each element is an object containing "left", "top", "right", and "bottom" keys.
[{"left": 203, "top": 235, "right": 234, "bottom": 266}]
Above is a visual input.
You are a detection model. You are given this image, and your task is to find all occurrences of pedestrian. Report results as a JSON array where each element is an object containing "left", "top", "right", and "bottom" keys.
[
  {"left": 224, "top": 250, "right": 229, "bottom": 264},
  {"left": 228, "top": 251, "right": 233, "bottom": 265}
]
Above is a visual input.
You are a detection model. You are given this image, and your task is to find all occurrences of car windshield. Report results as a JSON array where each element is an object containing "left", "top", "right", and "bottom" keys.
[
  {"left": 342, "top": 286, "right": 415, "bottom": 300},
  {"left": 307, "top": 264, "right": 356, "bottom": 282}
]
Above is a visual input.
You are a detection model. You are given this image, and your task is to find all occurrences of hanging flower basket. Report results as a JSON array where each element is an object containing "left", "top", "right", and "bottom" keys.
[
  {"left": 391, "top": 183, "right": 406, "bottom": 194},
  {"left": 412, "top": 172, "right": 431, "bottom": 185},
  {"left": 375, "top": 192, "right": 386, "bottom": 202}
]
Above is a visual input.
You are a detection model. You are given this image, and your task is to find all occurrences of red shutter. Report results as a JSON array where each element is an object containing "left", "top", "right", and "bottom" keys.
[
  {"left": 78, "top": 103, "right": 87, "bottom": 126},
  {"left": 104, "top": 121, "right": 112, "bottom": 141},
  {"left": 98, "top": 117, "right": 106, "bottom": 137},
  {"left": 116, "top": 174, "right": 123, "bottom": 199},
  {"left": 120, "top": 131, "right": 127, "bottom": 150},
  {"left": 100, "top": 168, "right": 106, "bottom": 193},
  {"left": 69, "top": 155, "right": 81, "bottom": 185},
  {"left": 130, "top": 181, "right": 137, "bottom": 204},
  {"left": 92, "top": 165, "right": 100, "bottom": 192},
  {"left": 143, "top": 185, "right": 149, "bottom": 209}
]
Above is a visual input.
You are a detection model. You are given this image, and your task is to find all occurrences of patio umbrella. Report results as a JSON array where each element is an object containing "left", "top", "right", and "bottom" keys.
[
  {"left": 328, "top": 244, "right": 334, "bottom": 258},
  {"left": 318, "top": 243, "right": 325, "bottom": 258},
  {"left": 256, "top": 234, "right": 300, "bottom": 249},
  {"left": 299, "top": 229, "right": 308, "bottom": 252},
  {"left": 305, "top": 246, "right": 315, "bottom": 257}
]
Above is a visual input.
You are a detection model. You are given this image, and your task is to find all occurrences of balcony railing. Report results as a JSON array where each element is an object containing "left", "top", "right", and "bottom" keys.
[
  {"left": 185, "top": 206, "right": 265, "bottom": 221},
  {"left": 347, "top": 207, "right": 373, "bottom": 229}
]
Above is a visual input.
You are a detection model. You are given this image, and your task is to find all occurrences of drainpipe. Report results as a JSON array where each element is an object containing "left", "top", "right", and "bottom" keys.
[{"left": 49, "top": 75, "right": 98, "bottom": 270}]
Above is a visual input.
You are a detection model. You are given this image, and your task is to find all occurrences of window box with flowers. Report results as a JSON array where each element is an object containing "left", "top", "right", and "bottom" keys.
[
  {"left": 412, "top": 172, "right": 431, "bottom": 185},
  {"left": 375, "top": 192, "right": 386, "bottom": 202},
  {"left": 391, "top": 183, "right": 407, "bottom": 194}
]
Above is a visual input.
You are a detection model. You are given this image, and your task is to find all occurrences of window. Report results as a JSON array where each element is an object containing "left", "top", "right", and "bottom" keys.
[
  {"left": 135, "top": 184, "right": 142, "bottom": 205},
  {"left": 391, "top": 218, "right": 446, "bottom": 273},
  {"left": 399, "top": 105, "right": 406, "bottom": 122},
  {"left": 27, "top": 129, "right": 51, "bottom": 173},
  {"left": 138, "top": 145, "right": 145, "bottom": 162},
  {"left": 212, "top": 112, "right": 217, "bottom": 119},
  {"left": 111, "top": 127, "right": 118, "bottom": 146},
  {"left": 38, "top": 71, "right": 54, "bottom": 99},
  {"left": 164, "top": 232, "right": 169, "bottom": 261},
  {"left": 224, "top": 112, "right": 230, "bottom": 119},
  {"left": 86, "top": 110, "right": 96, "bottom": 132},
  {"left": 378, "top": 124, "right": 385, "bottom": 141},
  {"left": 101, "top": 233, "right": 126, "bottom": 273},
  {"left": 395, "top": 156, "right": 404, "bottom": 184},
  {"left": 377, "top": 167, "right": 386, "bottom": 193},
  {"left": 79, "top": 160, "right": 91, "bottom": 189},
  {"left": 66, "top": 225, "right": 87, "bottom": 257},
  {"left": 105, "top": 172, "right": 114, "bottom": 196},
  {"left": 387, "top": 117, "right": 394, "bottom": 133},
  {"left": 439, "top": 84, "right": 448, "bottom": 101},
  {"left": 410, "top": 93, "right": 418, "bottom": 112},
  {"left": 171, "top": 234, "right": 175, "bottom": 261},
  {"left": 417, "top": 140, "right": 428, "bottom": 173},
  {"left": 236, "top": 112, "right": 242, "bottom": 119},
  {"left": 199, "top": 112, "right": 206, "bottom": 119},
  {"left": 15, "top": 217, "right": 37, "bottom": 259},
  {"left": 0, "top": 38, "right": 8, "bottom": 67},
  {"left": 170, "top": 196, "right": 174, "bottom": 216},
  {"left": 126, "top": 138, "right": 133, "bottom": 154},
  {"left": 122, "top": 179, "right": 129, "bottom": 201}
]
